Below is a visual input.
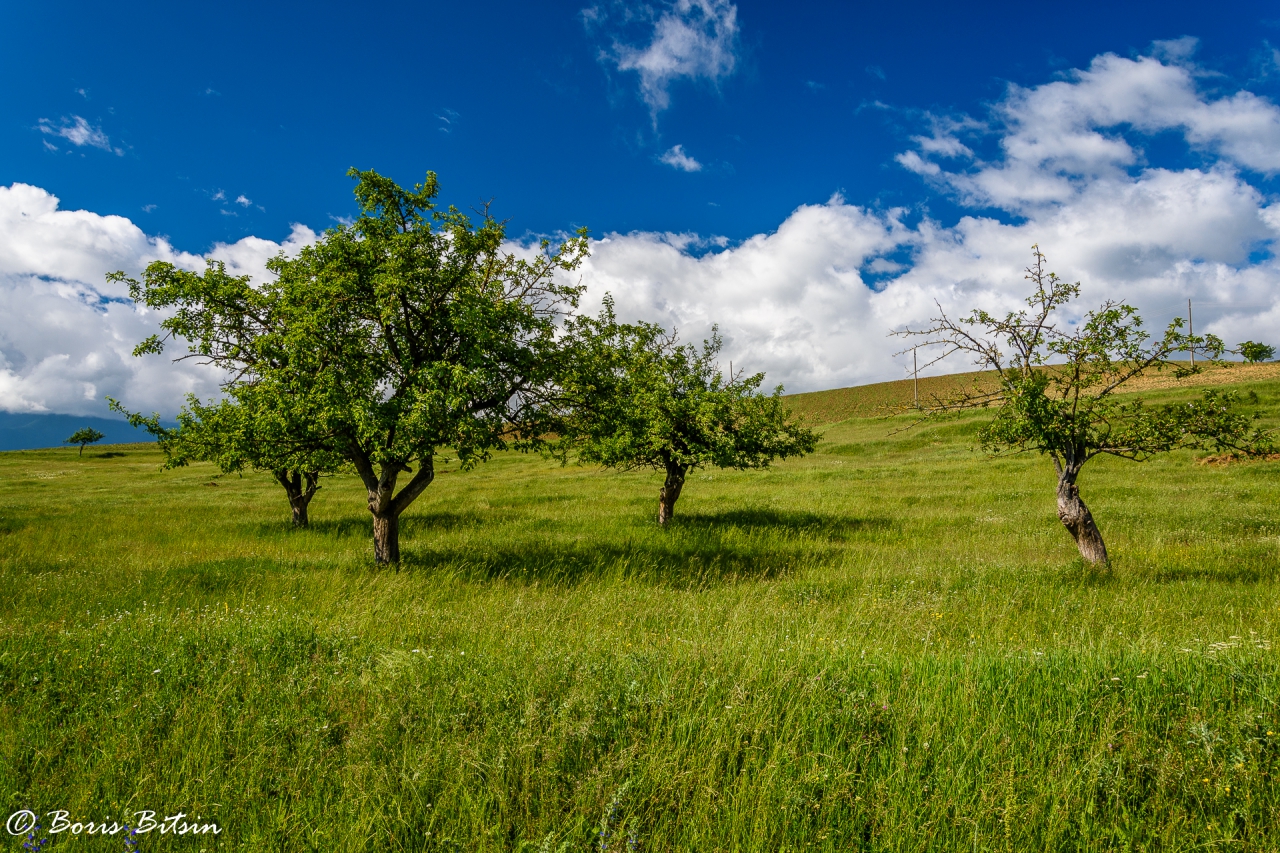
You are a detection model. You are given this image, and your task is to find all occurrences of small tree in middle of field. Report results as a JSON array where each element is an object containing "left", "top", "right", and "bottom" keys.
[
  {"left": 1237, "top": 340, "right": 1276, "bottom": 364},
  {"left": 108, "top": 389, "right": 343, "bottom": 528},
  {"left": 65, "top": 427, "right": 105, "bottom": 456},
  {"left": 898, "top": 246, "right": 1270, "bottom": 564},
  {"left": 561, "top": 299, "right": 818, "bottom": 524}
]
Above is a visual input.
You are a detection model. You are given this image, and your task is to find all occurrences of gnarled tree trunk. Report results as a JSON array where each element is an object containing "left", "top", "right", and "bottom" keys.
[
  {"left": 372, "top": 513, "right": 399, "bottom": 564},
  {"left": 274, "top": 469, "right": 320, "bottom": 527},
  {"left": 657, "top": 463, "right": 686, "bottom": 525},
  {"left": 351, "top": 449, "right": 436, "bottom": 566},
  {"left": 1055, "top": 463, "right": 1108, "bottom": 565}
]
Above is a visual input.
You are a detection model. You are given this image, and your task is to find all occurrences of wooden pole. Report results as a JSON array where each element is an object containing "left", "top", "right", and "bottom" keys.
[
  {"left": 913, "top": 347, "right": 919, "bottom": 409},
  {"left": 1188, "top": 299, "right": 1194, "bottom": 366}
]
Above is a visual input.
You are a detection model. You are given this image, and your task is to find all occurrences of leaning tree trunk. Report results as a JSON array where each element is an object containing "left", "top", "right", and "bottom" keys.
[
  {"left": 1056, "top": 467, "right": 1108, "bottom": 565},
  {"left": 274, "top": 469, "right": 320, "bottom": 527},
  {"left": 657, "top": 463, "right": 686, "bottom": 526}
]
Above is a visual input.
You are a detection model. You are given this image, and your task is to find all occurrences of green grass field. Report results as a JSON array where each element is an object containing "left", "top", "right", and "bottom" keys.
[{"left": 2, "top": 369, "right": 1279, "bottom": 851}]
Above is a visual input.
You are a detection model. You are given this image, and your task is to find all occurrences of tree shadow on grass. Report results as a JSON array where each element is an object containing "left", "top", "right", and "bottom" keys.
[
  {"left": 257, "top": 510, "right": 489, "bottom": 540},
  {"left": 1146, "top": 560, "right": 1280, "bottom": 585},
  {"left": 396, "top": 535, "right": 844, "bottom": 587},
  {"left": 242, "top": 506, "right": 878, "bottom": 586},
  {"left": 93, "top": 452, "right": 127, "bottom": 459},
  {"left": 674, "top": 508, "right": 893, "bottom": 541}
]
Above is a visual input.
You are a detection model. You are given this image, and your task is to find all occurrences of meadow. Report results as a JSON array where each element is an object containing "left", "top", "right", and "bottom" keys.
[{"left": 1, "top": 366, "right": 1279, "bottom": 851}]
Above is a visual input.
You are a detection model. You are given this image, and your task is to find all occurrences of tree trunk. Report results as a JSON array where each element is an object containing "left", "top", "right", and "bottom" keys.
[
  {"left": 657, "top": 464, "right": 686, "bottom": 526},
  {"left": 350, "top": 449, "right": 436, "bottom": 567},
  {"left": 373, "top": 513, "right": 399, "bottom": 564},
  {"left": 274, "top": 469, "right": 320, "bottom": 528},
  {"left": 1056, "top": 470, "right": 1108, "bottom": 564}
]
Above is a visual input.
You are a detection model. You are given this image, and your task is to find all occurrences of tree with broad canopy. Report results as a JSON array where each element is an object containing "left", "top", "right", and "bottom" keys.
[
  {"left": 118, "top": 168, "right": 588, "bottom": 563},
  {"left": 558, "top": 297, "right": 818, "bottom": 524},
  {"left": 897, "top": 246, "right": 1271, "bottom": 565}
]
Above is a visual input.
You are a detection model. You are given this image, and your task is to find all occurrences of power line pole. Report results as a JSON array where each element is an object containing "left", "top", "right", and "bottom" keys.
[
  {"left": 1188, "top": 298, "right": 1194, "bottom": 367},
  {"left": 913, "top": 346, "right": 919, "bottom": 409}
]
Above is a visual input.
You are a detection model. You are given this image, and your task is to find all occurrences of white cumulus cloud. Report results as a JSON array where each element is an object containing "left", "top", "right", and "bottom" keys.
[
  {"left": 7, "top": 47, "right": 1280, "bottom": 416},
  {"left": 0, "top": 183, "right": 315, "bottom": 416},
  {"left": 564, "top": 48, "right": 1280, "bottom": 393}
]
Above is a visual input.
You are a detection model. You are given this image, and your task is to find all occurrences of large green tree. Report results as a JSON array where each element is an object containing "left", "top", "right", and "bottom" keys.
[
  {"left": 121, "top": 169, "right": 588, "bottom": 563},
  {"left": 560, "top": 298, "right": 818, "bottom": 524},
  {"left": 109, "top": 260, "right": 341, "bottom": 527},
  {"left": 900, "top": 246, "right": 1270, "bottom": 564}
]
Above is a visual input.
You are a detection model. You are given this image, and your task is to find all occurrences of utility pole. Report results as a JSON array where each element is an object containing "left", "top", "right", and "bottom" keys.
[
  {"left": 1188, "top": 299, "right": 1194, "bottom": 367},
  {"left": 913, "top": 346, "right": 919, "bottom": 409}
]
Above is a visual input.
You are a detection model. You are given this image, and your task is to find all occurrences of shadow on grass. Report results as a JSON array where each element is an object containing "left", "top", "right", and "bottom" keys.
[
  {"left": 93, "top": 452, "right": 127, "bottom": 459},
  {"left": 1051, "top": 558, "right": 1120, "bottom": 588},
  {"left": 395, "top": 538, "right": 840, "bottom": 587},
  {"left": 260, "top": 511, "right": 489, "bottom": 539},
  {"left": 1147, "top": 560, "right": 1280, "bottom": 584},
  {"left": 674, "top": 508, "right": 893, "bottom": 540},
  {"left": 236, "top": 506, "right": 884, "bottom": 586}
]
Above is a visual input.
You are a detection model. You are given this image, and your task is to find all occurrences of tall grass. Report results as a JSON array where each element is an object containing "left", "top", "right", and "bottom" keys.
[{"left": 1, "top": 375, "right": 1279, "bottom": 850}]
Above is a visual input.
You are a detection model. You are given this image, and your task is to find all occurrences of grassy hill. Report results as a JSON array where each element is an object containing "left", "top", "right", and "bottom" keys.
[
  {"left": 785, "top": 360, "right": 1280, "bottom": 424},
  {"left": 1, "top": 370, "right": 1279, "bottom": 850}
]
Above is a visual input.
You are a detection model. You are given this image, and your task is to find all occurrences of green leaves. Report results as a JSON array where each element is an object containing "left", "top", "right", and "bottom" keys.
[
  {"left": 559, "top": 297, "right": 817, "bottom": 476},
  {"left": 268, "top": 172, "right": 589, "bottom": 475},
  {"left": 1237, "top": 340, "right": 1276, "bottom": 364},
  {"left": 64, "top": 427, "right": 105, "bottom": 454},
  {"left": 112, "top": 168, "right": 592, "bottom": 556},
  {"left": 904, "top": 245, "right": 1270, "bottom": 472}
]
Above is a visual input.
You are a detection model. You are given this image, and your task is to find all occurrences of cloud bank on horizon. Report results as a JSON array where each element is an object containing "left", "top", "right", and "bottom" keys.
[
  {"left": 3, "top": 43, "right": 1280, "bottom": 417},
  {"left": 0, "top": 184, "right": 314, "bottom": 416},
  {"left": 577, "top": 43, "right": 1280, "bottom": 392}
]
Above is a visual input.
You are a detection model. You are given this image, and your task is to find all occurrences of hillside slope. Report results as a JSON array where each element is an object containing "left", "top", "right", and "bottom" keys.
[{"left": 785, "top": 360, "right": 1280, "bottom": 425}]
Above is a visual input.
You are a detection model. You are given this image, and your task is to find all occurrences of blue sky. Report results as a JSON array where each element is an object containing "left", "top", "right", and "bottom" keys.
[
  {"left": 3, "top": 0, "right": 1280, "bottom": 433},
  {"left": 6, "top": 0, "right": 1277, "bottom": 247}
]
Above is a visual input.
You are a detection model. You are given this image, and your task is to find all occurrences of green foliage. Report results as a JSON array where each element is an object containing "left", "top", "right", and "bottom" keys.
[
  {"left": 560, "top": 297, "right": 817, "bottom": 508},
  {"left": 115, "top": 392, "right": 343, "bottom": 479},
  {"left": 63, "top": 427, "right": 105, "bottom": 456},
  {"left": 271, "top": 168, "right": 589, "bottom": 476},
  {"left": 112, "top": 168, "right": 589, "bottom": 557},
  {"left": 902, "top": 246, "right": 1268, "bottom": 473},
  {"left": 1237, "top": 340, "right": 1276, "bottom": 363},
  {"left": 106, "top": 259, "right": 344, "bottom": 523}
]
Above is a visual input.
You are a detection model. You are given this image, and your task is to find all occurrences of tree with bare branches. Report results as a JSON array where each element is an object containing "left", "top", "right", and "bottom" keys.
[{"left": 897, "top": 246, "right": 1270, "bottom": 564}]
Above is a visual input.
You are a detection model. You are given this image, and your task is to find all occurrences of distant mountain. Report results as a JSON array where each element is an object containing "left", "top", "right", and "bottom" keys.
[{"left": 0, "top": 412, "right": 159, "bottom": 452}]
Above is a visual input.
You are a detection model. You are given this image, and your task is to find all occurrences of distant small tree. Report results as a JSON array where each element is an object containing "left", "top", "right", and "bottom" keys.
[
  {"left": 65, "top": 427, "right": 105, "bottom": 456},
  {"left": 1237, "top": 341, "right": 1276, "bottom": 364},
  {"left": 898, "top": 246, "right": 1270, "bottom": 564},
  {"left": 560, "top": 298, "right": 818, "bottom": 524}
]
